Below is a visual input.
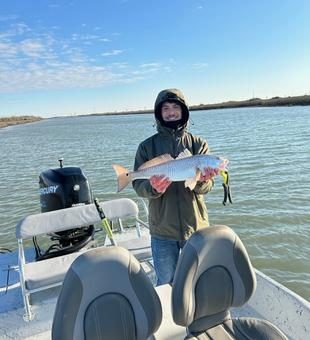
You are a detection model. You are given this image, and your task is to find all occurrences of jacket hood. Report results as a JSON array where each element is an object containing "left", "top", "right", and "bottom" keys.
[{"left": 154, "top": 89, "right": 190, "bottom": 127}]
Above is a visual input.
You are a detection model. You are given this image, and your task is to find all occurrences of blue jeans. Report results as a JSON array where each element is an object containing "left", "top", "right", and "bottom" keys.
[{"left": 151, "top": 236, "right": 186, "bottom": 286}]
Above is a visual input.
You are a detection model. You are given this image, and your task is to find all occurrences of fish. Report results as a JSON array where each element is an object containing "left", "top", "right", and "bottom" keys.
[{"left": 113, "top": 148, "right": 228, "bottom": 192}]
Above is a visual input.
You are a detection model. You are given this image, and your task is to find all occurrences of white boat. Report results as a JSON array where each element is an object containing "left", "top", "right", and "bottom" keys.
[
  {"left": 1, "top": 161, "right": 309, "bottom": 340},
  {"left": 0, "top": 196, "right": 309, "bottom": 340}
]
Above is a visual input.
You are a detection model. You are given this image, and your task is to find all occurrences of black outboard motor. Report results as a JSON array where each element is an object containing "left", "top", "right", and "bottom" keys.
[
  {"left": 35, "top": 158, "right": 95, "bottom": 261},
  {"left": 39, "top": 158, "right": 92, "bottom": 212}
]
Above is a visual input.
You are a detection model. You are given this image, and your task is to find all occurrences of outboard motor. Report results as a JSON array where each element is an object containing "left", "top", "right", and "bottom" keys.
[
  {"left": 35, "top": 158, "right": 95, "bottom": 261},
  {"left": 39, "top": 158, "right": 92, "bottom": 212}
]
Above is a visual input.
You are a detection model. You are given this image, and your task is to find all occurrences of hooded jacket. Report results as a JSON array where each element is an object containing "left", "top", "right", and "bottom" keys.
[{"left": 132, "top": 89, "right": 214, "bottom": 242}]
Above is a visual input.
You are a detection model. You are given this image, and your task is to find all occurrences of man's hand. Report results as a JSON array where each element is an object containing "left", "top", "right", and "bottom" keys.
[
  {"left": 149, "top": 175, "right": 172, "bottom": 193},
  {"left": 198, "top": 167, "right": 220, "bottom": 182}
]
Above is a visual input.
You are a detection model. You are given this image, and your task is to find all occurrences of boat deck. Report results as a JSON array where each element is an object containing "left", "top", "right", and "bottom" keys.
[{"left": 1, "top": 227, "right": 310, "bottom": 340}]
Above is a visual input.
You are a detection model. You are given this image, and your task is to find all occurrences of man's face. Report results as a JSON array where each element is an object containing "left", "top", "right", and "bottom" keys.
[{"left": 161, "top": 101, "right": 182, "bottom": 122}]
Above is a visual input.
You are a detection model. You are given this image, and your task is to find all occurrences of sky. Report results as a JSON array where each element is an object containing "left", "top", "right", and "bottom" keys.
[{"left": 0, "top": 0, "right": 309, "bottom": 118}]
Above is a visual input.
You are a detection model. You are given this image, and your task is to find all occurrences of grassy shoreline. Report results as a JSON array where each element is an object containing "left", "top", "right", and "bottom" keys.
[
  {"left": 190, "top": 94, "right": 310, "bottom": 111},
  {"left": 87, "top": 94, "right": 310, "bottom": 117},
  {"left": 0, "top": 116, "right": 44, "bottom": 129},
  {"left": 1, "top": 95, "right": 309, "bottom": 129}
]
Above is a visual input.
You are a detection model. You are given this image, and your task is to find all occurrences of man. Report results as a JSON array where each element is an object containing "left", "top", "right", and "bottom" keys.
[{"left": 132, "top": 89, "right": 219, "bottom": 285}]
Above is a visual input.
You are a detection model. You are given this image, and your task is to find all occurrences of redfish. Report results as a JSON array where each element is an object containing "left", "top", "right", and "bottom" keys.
[{"left": 113, "top": 149, "right": 228, "bottom": 192}]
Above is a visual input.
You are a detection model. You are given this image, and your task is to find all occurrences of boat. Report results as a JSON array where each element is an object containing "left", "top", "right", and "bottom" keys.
[{"left": 0, "top": 161, "right": 309, "bottom": 340}]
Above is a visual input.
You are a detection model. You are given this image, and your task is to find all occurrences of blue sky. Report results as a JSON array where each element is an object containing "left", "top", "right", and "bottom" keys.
[{"left": 0, "top": 0, "right": 309, "bottom": 118}]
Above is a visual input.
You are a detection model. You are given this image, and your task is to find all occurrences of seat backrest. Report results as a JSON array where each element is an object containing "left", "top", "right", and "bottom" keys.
[
  {"left": 16, "top": 198, "right": 139, "bottom": 239},
  {"left": 52, "top": 246, "right": 162, "bottom": 340},
  {"left": 171, "top": 225, "right": 257, "bottom": 333}
]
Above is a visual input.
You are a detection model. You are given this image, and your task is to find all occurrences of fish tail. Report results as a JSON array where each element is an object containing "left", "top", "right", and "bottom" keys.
[{"left": 113, "top": 164, "right": 133, "bottom": 192}]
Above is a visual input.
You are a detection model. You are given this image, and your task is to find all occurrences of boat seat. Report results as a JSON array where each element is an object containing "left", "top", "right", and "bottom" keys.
[
  {"left": 23, "top": 251, "right": 82, "bottom": 290},
  {"left": 170, "top": 225, "right": 289, "bottom": 340},
  {"left": 52, "top": 246, "right": 162, "bottom": 340},
  {"left": 15, "top": 198, "right": 151, "bottom": 322}
]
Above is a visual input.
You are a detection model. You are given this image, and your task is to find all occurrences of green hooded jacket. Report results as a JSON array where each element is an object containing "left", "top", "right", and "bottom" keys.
[{"left": 132, "top": 89, "right": 214, "bottom": 242}]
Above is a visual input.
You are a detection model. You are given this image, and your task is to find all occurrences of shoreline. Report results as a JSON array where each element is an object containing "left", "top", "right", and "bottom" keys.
[
  {"left": 1, "top": 95, "right": 309, "bottom": 129},
  {"left": 84, "top": 94, "right": 310, "bottom": 117},
  {"left": 0, "top": 116, "right": 45, "bottom": 129}
]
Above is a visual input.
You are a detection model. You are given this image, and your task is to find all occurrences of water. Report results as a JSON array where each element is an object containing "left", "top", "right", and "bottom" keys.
[{"left": 0, "top": 106, "right": 309, "bottom": 301}]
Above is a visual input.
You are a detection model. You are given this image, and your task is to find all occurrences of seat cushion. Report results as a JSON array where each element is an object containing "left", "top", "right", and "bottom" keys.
[
  {"left": 25, "top": 252, "right": 84, "bottom": 290},
  {"left": 187, "top": 317, "right": 288, "bottom": 340}
]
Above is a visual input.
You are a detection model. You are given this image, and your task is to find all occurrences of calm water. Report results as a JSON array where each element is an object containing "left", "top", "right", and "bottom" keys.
[{"left": 0, "top": 107, "right": 309, "bottom": 301}]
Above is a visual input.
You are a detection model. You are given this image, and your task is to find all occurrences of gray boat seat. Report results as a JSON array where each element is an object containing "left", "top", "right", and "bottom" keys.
[
  {"left": 15, "top": 198, "right": 152, "bottom": 322},
  {"left": 171, "top": 225, "right": 289, "bottom": 340},
  {"left": 52, "top": 246, "right": 162, "bottom": 340}
]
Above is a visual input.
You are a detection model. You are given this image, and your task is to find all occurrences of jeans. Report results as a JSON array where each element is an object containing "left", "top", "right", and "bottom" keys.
[{"left": 151, "top": 236, "right": 186, "bottom": 286}]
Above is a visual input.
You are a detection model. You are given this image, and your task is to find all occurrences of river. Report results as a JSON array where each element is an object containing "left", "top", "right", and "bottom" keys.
[{"left": 0, "top": 106, "right": 309, "bottom": 301}]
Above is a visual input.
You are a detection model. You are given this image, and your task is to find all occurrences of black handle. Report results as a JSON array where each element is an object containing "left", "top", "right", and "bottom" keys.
[
  {"left": 94, "top": 198, "right": 106, "bottom": 220},
  {"left": 228, "top": 184, "right": 233, "bottom": 204},
  {"left": 93, "top": 198, "right": 116, "bottom": 244},
  {"left": 222, "top": 183, "right": 228, "bottom": 206}
]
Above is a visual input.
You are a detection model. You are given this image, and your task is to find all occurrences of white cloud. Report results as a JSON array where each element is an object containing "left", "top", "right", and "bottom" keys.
[
  {"left": 0, "top": 23, "right": 30, "bottom": 39},
  {"left": 80, "top": 34, "right": 98, "bottom": 40},
  {"left": 0, "top": 64, "right": 126, "bottom": 93},
  {"left": 101, "top": 50, "right": 124, "bottom": 56},
  {"left": 109, "top": 62, "right": 129, "bottom": 69},
  {"left": 0, "top": 20, "right": 171, "bottom": 96},
  {"left": 20, "top": 39, "right": 46, "bottom": 57},
  {"left": 192, "top": 63, "right": 209, "bottom": 68},
  {"left": 140, "top": 63, "right": 160, "bottom": 68},
  {"left": 132, "top": 68, "right": 158, "bottom": 75},
  {"left": 0, "top": 42, "right": 18, "bottom": 57},
  {"left": 0, "top": 15, "right": 18, "bottom": 21}
]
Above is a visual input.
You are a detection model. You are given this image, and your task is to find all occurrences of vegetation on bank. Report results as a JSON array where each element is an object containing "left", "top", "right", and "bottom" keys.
[
  {"left": 90, "top": 94, "right": 310, "bottom": 116},
  {"left": 190, "top": 94, "right": 310, "bottom": 111},
  {"left": 0, "top": 116, "right": 44, "bottom": 129},
  {"left": 1, "top": 95, "right": 309, "bottom": 129}
]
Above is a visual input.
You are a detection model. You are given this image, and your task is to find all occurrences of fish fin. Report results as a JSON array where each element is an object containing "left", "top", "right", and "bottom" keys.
[
  {"left": 185, "top": 177, "right": 197, "bottom": 190},
  {"left": 138, "top": 154, "right": 174, "bottom": 170},
  {"left": 113, "top": 164, "right": 132, "bottom": 192},
  {"left": 176, "top": 148, "right": 193, "bottom": 160}
]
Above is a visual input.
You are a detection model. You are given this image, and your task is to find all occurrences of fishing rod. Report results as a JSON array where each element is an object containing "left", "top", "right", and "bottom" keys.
[{"left": 93, "top": 198, "right": 117, "bottom": 246}]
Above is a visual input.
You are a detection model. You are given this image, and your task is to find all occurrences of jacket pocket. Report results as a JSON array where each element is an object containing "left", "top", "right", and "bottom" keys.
[{"left": 149, "top": 198, "right": 164, "bottom": 226}]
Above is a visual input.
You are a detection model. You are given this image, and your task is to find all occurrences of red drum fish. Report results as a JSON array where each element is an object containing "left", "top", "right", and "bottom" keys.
[{"left": 113, "top": 149, "right": 228, "bottom": 192}]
